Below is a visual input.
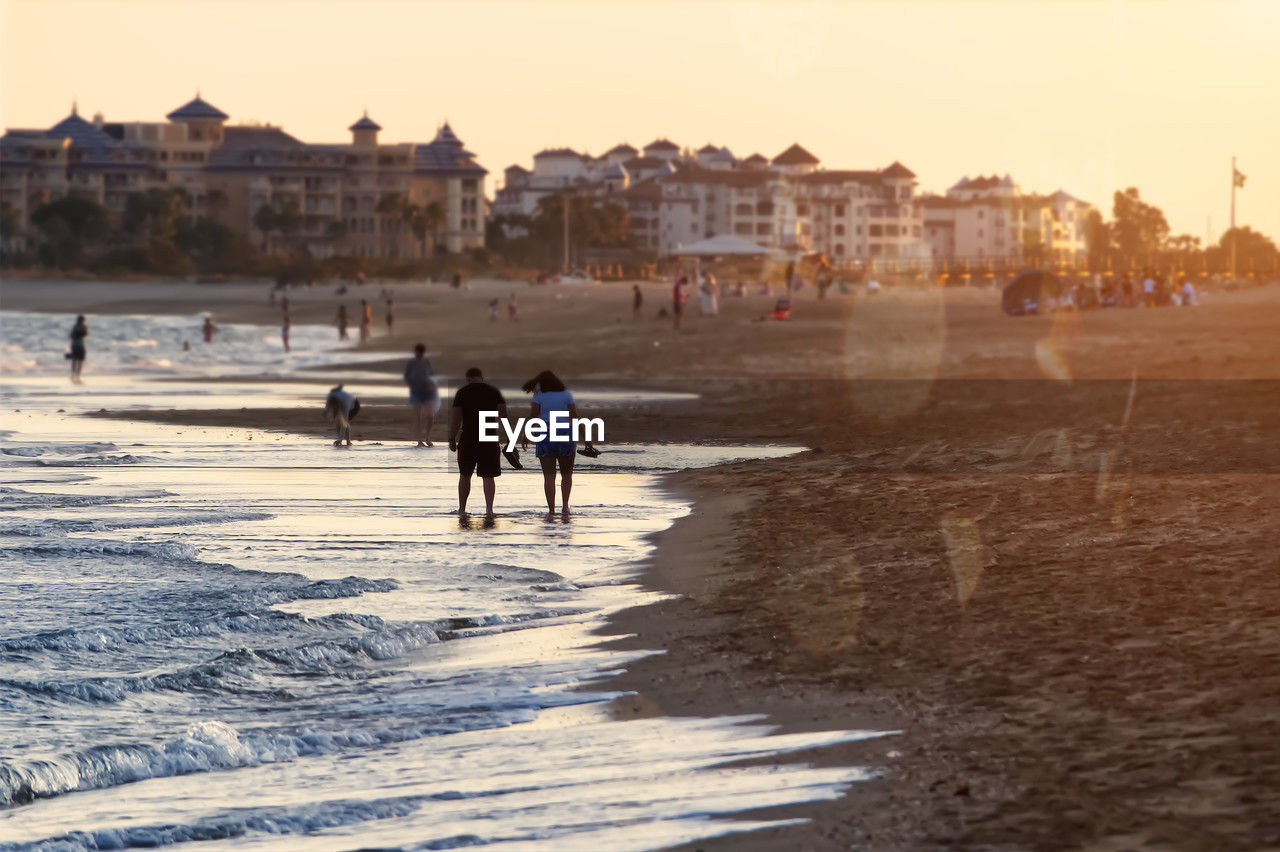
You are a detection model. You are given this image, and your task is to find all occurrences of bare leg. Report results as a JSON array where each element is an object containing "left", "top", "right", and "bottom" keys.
[
  {"left": 559, "top": 455, "right": 574, "bottom": 515},
  {"left": 540, "top": 456, "right": 557, "bottom": 513},
  {"left": 458, "top": 474, "right": 471, "bottom": 514},
  {"left": 481, "top": 477, "right": 496, "bottom": 516},
  {"left": 412, "top": 404, "right": 425, "bottom": 446},
  {"left": 423, "top": 408, "right": 435, "bottom": 447}
]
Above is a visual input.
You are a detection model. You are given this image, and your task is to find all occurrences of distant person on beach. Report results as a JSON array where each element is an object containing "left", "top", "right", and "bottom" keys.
[
  {"left": 324, "top": 384, "right": 360, "bottom": 447},
  {"left": 448, "top": 367, "right": 507, "bottom": 517},
  {"left": 335, "top": 305, "right": 349, "bottom": 341},
  {"left": 451, "top": 273, "right": 462, "bottom": 290},
  {"left": 281, "top": 314, "right": 292, "bottom": 353},
  {"left": 633, "top": 284, "right": 643, "bottom": 320},
  {"left": 68, "top": 315, "right": 88, "bottom": 383},
  {"left": 1142, "top": 274, "right": 1156, "bottom": 307},
  {"left": 281, "top": 294, "right": 289, "bottom": 315},
  {"left": 507, "top": 292, "right": 519, "bottom": 321},
  {"left": 672, "top": 275, "right": 686, "bottom": 330},
  {"left": 359, "top": 299, "right": 373, "bottom": 343},
  {"left": 1181, "top": 277, "right": 1198, "bottom": 306},
  {"left": 404, "top": 343, "right": 439, "bottom": 447},
  {"left": 202, "top": 316, "right": 218, "bottom": 343},
  {"left": 385, "top": 299, "right": 394, "bottom": 335},
  {"left": 522, "top": 370, "right": 596, "bottom": 516},
  {"left": 488, "top": 298, "right": 500, "bottom": 322}
]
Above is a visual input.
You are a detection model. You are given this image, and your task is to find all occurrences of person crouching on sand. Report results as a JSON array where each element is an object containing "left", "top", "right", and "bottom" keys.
[
  {"left": 404, "top": 343, "right": 439, "bottom": 447},
  {"left": 522, "top": 370, "right": 596, "bottom": 517},
  {"left": 325, "top": 384, "right": 360, "bottom": 447},
  {"left": 448, "top": 367, "right": 507, "bottom": 517}
]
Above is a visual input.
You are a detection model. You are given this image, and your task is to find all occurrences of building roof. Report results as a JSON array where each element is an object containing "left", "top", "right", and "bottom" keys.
[
  {"left": 606, "top": 143, "right": 639, "bottom": 156},
  {"left": 771, "top": 143, "right": 820, "bottom": 166},
  {"left": 220, "top": 125, "right": 304, "bottom": 148},
  {"left": 349, "top": 112, "right": 382, "bottom": 132},
  {"left": 952, "top": 174, "right": 1001, "bottom": 191},
  {"left": 696, "top": 144, "right": 719, "bottom": 154},
  {"left": 45, "top": 109, "right": 119, "bottom": 149},
  {"left": 166, "top": 95, "right": 229, "bottom": 121},
  {"left": 505, "top": 163, "right": 529, "bottom": 174},
  {"left": 603, "top": 163, "right": 628, "bottom": 179},
  {"left": 881, "top": 161, "right": 916, "bottom": 179},
  {"left": 622, "top": 155, "right": 665, "bottom": 171},
  {"left": 797, "top": 169, "right": 883, "bottom": 186},
  {"left": 414, "top": 123, "right": 487, "bottom": 175},
  {"left": 710, "top": 146, "right": 735, "bottom": 162},
  {"left": 743, "top": 153, "right": 768, "bottom": 165},
  {"left": 534, "top": 147, "right": 581, "bottom": 159},
  {"left": 660, "top": 163, "right": 774, "bottom": 188},
  {"left": 644, "top": 137, "right": 679, "bottom": 151}
]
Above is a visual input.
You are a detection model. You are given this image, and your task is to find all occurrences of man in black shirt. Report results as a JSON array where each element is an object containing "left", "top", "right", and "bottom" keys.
[{"left": 448, "top": 367, "right": 508, "bottom": 516}]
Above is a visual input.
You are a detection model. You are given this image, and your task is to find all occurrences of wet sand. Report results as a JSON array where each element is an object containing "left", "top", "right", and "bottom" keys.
[{"left": 7, "top": 276, "right": 1280, "bottom": 848}]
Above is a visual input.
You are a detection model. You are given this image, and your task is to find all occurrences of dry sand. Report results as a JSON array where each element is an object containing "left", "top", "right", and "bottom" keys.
[{"left": 5, "top": 275, "right": 1280, "bottom": 849}]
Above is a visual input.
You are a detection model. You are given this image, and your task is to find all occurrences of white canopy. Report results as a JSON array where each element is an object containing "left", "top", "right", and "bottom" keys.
[{"left": 672, "top": 234, "right": 770, "bottom": 257}]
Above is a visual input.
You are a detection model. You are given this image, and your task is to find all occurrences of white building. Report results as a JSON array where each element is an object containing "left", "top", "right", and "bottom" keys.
[
  {"left": 921, "top": 175, "right": 1091, "bottom": 265},
  {"left": 494, "top": 137, "right": 930, "bottom": 261}
]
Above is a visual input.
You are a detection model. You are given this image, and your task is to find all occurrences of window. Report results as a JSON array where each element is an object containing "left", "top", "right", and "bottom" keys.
[
  {"left": 899, "top": 187, "right": 910, "bottom": 200},
  {"left": 734, "top": 203, "right": 753, "bottom": 216},
  {"left": 855, "top": 225, "right": 862, "bottom": 235},
  {"left": 886, "top": 224, "right": 899, "bottom": 237},
  {"left": 756, "top": 201, "right": 773, "bottom": 215},
  {"left": 978, "top": 228, "right": 984, "bottom": 238},
  {"left": 835, "top": 243, "right": 845, "bottom": 255},
  {"left": 834, "top": 204, "right": 845, "bottom": 217},
  {"left": 834, "top": 224, "right": 845, "bottom": 236},
  {"left": 869, "top": 224, "right": 883, "bottom": 237},
  {"left": 978, "top": 209, "right": 985, "bottom": 219},
  {"left": 795, "top": 203, "right": 808, "bottom": 216},
  {"left": 735, "top": 222, "right": 752, "bottom": 235},
  {"left": 756, "top": 222, "right": 772, "bottom": 234}
]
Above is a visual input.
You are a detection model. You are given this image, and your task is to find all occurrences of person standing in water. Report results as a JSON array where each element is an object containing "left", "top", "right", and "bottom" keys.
[
  {"left": 448, "top": 367, "right": 507, "bottom": 517},
  {"left": 487, "top": 298, "right": 500, "bottom": 322},
  {"left": 324, "top": 384, "right": 360, "bottom": 447},
  {"left": 202, "top": 316, "right": 218, "bottom": 343},
  {"left": 522, "top": 370, "right": 596, "bottom": 517},
  {"left": 385, "top": 298, "right": 395, "bottom": 335},
  {"left": 281, "top": 313, "right": 292, "bottom": 353},
  {"left": 359, "top": 299, "right": 373, "bottom": 343},
  {"left": 68, "top": 315, "right": 88, "bottom": 383},
  {"left": 335, "top": 304, "right": 349, "bottom": 341},
  {"left": 632, "top": 284, "right": 643, "bottom": 320},
  {"left": 403, "top": 343, "right": 439, "bottom": 447},
  {"left": 507, "top": 292, "right": 519, "bottom": 322}
]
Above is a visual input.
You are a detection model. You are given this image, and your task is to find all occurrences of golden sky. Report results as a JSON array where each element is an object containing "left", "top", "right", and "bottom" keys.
[{"left": 2, "top": 0, "right": 1277, "bottom": 242}]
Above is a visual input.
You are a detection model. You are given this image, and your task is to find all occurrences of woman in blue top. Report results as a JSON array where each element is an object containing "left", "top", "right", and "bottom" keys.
[{"left": 522, "top": 370, "right": 594, "bottom": 516}]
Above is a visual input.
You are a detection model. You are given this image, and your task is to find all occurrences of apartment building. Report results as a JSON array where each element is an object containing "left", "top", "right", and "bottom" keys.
[
  {"left": 1, "top": 96, "right": 487, "bottom": 257},
  {"left": 495, "top": 138, "right": 927, "bottom": 261},
  {"left": 920, "top": 175, "right": 1091, "bottom": 265}
]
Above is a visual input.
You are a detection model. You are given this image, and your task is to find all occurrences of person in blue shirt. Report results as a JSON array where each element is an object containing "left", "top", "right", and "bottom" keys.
[
  {"left": 403, "top": 343, "right": 439, "bottom": 447},
  {"left": 521, "top": 370, "right": 595, "bottom": 516}
]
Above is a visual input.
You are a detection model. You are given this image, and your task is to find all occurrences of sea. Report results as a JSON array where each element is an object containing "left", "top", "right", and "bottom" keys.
[{"left": 0, "top": 310, "right": 885, "bottom": 851}]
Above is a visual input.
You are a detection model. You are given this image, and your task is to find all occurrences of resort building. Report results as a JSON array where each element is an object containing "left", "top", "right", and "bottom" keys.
[
  {"left": 920, "top": 175, "right": 1091, "bottom": 265},
  {"left": 494, "top": 139, "right": 927, "bottom": 262},
  {"left": 0, "top": 96, "right": 487, "bottom": 257}
]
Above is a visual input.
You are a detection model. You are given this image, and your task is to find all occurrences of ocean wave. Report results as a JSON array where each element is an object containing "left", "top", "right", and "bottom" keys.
[
  {"left": 0, "top": 538, "right": 202, "bottom": 562},
  {"left": 0, "top": 620, "right": 438, "bottom": 705},
  {"left": 0, "top": 794, "right": 492, "bottom": 851},
  {"left": 0, "top": 710, "right": 525, "bottom": 808},
  {"left": 0, "top": 487, "right": 169, "bottom": 511},
  {"left": 0, "top": 580, "right": 397, "bottom": 655},
  {"left": 0, "top": 511, "right": 274, "bottom": 537},
  {"left": 34, "top": 453, "right": 152, "bottom": 467},
  {"left": 0, "top": 443, "right": 118, "bottom": 458}
]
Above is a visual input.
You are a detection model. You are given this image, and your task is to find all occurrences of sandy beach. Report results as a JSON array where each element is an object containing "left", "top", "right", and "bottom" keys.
[{"left": 5, "top": 275, "right": 1280, "bottom": 848}]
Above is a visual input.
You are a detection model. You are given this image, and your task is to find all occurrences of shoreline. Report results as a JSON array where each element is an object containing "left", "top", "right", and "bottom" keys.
[{"left": 7, "top": 281, "right": 1280, "bottom": 848}]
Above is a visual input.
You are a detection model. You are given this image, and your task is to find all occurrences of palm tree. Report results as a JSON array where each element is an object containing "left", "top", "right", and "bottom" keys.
[{"left": 422, "top": 201, "right": 444, "bottom": 253}]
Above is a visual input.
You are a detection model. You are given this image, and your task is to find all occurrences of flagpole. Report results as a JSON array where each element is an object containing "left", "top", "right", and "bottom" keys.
[{"left": 1230, "top": 156, "right": 1237, "bottom": 282}]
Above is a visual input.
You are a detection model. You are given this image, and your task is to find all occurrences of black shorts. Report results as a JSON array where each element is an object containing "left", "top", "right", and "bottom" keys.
[{"left": 458, "top": 440, "right": 501, "bottom": 478}]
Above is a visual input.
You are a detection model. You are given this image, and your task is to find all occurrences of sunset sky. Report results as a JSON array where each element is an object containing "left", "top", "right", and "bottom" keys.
[{"left": 2, "top": 0, "right": 1276, "bottom": 242}]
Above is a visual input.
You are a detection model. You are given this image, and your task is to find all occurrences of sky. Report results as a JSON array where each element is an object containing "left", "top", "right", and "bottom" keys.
[{"left": 2, "top": 0, "right": 1277, "bottom": 243}]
